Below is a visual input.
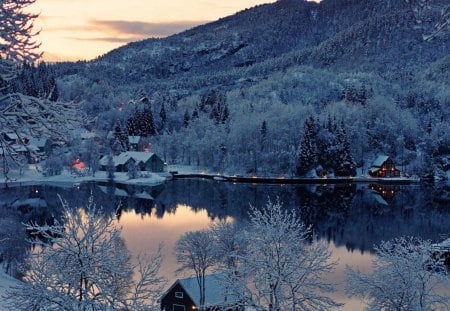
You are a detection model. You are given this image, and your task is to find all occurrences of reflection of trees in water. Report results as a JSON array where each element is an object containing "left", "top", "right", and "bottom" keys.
[
  {"left": 0, "top": 180, "right": 449, "bottom": 271},
  {"left": 296, "top": 183, "right": 450, "bottom": 253},
  {"left": 155, "top": 179, "right": 298, "bottom": 221},
  {"left": 0, "top": 186, "right": 63, "bottom": 276}
]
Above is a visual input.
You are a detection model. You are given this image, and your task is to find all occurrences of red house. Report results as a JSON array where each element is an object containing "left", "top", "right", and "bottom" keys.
[{"left": 368, "top": 155, "right": 400, "bottom": 178}]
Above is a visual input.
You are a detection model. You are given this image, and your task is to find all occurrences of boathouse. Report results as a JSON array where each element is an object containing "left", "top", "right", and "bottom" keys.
[
  {"left": 368, "top": 155, "right": 400, "bottom": 178},
  {"left": 161, "top": 274, "right": 240, "bottom": 311}
]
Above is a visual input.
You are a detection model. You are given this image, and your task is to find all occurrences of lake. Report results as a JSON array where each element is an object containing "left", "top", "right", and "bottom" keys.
[{"left": 0, "top": 179, "right": 449, "bottom": 309}]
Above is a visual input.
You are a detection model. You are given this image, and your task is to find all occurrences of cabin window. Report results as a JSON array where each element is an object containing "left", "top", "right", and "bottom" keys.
[{"left": 175, "top": 291, "right": 184, "bottom": 299}]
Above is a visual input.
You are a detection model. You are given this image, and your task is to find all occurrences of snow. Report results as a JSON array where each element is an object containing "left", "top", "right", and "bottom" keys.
[
  {"left": 128, "top": 136, "right": 141, "bottom": 144},
  {"left": 371, "top": 155, "right": 390, "bottom": 168},
  {"left": 0, "top": 166, "right": 168, "bottom": 188},
  {"left": 166, "top": 165, "right": 216, "bottom": 175},
  {"left": 99, "top": 152, "right": 156, "bottom": 167},
  {"left": 0, "top": 270, "right": 21, "bottom": 311},
  {"left": 176, "top": 273, "right": 238, "bottom": 307}
]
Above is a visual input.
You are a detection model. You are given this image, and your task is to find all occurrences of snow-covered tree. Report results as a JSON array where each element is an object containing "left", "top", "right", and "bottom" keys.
[
  {"left": 334, "top": 122, "right": 356, "bottom": 176},
  {"left": 126, "top": 160, "right": 139, "bottom": 179},
  {"left": 106, "top": 154, "right": 115, "bottom": 183},
  {"left": 4, "top": 195, "right": 166, "bottom": 310},
  {"left": 405, "top": 0, "right": 450, "bottom": 40},
  {"left": 346, "top": 236, "right": 450, "bottom": 311},
  {"left": 209, "top": 221, "right": 244, "bottom": 270},
  {"left": 296, "top": 116, "right": 318, "bottom": 176},
  {"left": 42, "top": 151, "right": 65, "bottom": 176},
  {"left": 175, "top": 229, "right": 216, "bottom": 307},
  {"left": 0, "top": 0, "right": 78, "bottom": 180},
  {"left": 0, "top": 0, "right": 40, "bottom": 79},
  {"left": 222, "top": 199, "right": 340, "bottom": 311}
]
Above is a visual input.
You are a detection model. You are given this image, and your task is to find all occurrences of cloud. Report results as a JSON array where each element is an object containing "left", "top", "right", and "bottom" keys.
[
  {"left": 66, "top": 36, "right": 143, "bottom": 43},
  {"left": 90, "top": 20, "right": 207, "bottom": 37}
]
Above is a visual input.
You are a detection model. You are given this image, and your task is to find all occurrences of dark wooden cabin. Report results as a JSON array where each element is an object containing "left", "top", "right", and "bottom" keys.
[
  {"left": 161, "top": 274, "right": 240, "bottom": 311},
  {"left": 368, "top": 155, "right": 400, "bottom": 178}
]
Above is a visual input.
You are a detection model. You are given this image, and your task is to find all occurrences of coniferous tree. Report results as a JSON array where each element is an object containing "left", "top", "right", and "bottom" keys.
[
  {"left": 159, "top": 103, "right": 166, "bottom": 132},
  {"left": 183, "top": 109, "right": 190, "bottom": 128},
  {"left": 221, "top": 103, "right": 230, "bottom": 124},
  {"left": 106, "top": 155, "right": 115, "bottom": 183},
  {"left": 260, "top": 120, "right": 268, "bottom": 152},
  {"left": 334, "top": 122, "right": 356, "bottom": 176},
  {"left": 111, "top": 123, "right": 128, "bottom": 154},
  {"left": 141, "top": 107, "right": 156, "bottom": 136},
  {"left": 318, "top": 115, "right": 338, "bottom": 171},
  {"left": 296, "top": 117, "right": 318, "bottom": 176},
  {"left": 191, "top": 105, "right": 199, "bottom": 120}
]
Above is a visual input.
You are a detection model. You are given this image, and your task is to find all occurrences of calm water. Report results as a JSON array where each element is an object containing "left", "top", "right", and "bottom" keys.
[{"left": 1, "top": 179, "right": 449, "bottom": 309}]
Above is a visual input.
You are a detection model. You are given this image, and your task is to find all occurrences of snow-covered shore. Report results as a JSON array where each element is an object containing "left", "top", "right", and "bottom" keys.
[{"left": 0, "top": 165, "right": 170, "bottom": 189}]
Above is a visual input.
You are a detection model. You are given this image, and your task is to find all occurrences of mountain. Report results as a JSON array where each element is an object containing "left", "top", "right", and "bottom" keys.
[
  {"left": 54, "top": 0, "right": 448, "bottom": 94},
  {"left": 52, "top": 0, "right": 449, "bottom": 177}
]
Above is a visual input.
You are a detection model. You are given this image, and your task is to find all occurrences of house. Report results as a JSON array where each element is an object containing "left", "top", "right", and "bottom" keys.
[
  {"left": 2, "top": 133, "right": 19, "bottom": 145},
  {"left": 368, "top": 155, "right": 400, "bottom": 178},
  {"left": 161, "top": 274, "right": 241, "bottom": 311},
  {"left": 99, "top": 154, "right": 136, "bottom": 172},
  {"left": 99, "top": 152, "right": 166, "bottom": 173},
  {"left": 27, "top": 138, "right": 53, "bottom": 157},
  {"left": 128, "top": 136, "right": 150, "bottom": 152}
]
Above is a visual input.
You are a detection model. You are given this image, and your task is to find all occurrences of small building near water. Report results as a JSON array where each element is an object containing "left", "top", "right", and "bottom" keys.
[
  {"left": 368, "top": 155, "right": 400, "bottom": 178},
  {"left": 99, "top": 151, "right": 165, "bottom": 173},
  {"left": 161, "top": 274, "right": 241, "bottom": 311}
]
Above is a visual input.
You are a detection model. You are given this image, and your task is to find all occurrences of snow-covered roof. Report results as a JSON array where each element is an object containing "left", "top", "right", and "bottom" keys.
[
  {"left": 369, "top": 167, "right": 379, "bottom": 173},
  {"left": 12, "top": 144, "right": 27, "bottom": 152},
  {"left": 4, "top": 133, "right": 18, "bottom": 140},
  {"left": 126, "top": 152, "right": 154, "bottom": 163},
  {"left": 172, "top": 273, "right": 239, "bottom": 307},
  {"left": 28, "top": 138, "right": 49, "bottom": 148},
  {"left": 371, "top": 155, "right": 390, "bottom": 167},
  {"left": 80, "top": 131, "right": 97, "bottom": 140},
  {"left": 26, "top": 144, "right": 40, "bottom": 152},
  {"left": 128, "top": 136, "right": 142, "bottom": 144},
  {"left": 100, "top": 152, "right": 157, "bottom": 167}
]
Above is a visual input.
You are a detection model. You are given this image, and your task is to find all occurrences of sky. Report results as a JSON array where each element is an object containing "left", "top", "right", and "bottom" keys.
[{"left": 30, "top": 0, "right": 280, "bottom": 62}]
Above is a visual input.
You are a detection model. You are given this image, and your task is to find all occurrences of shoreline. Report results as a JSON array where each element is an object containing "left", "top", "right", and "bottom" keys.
[{"left": 172, "top": 173, "right": 421, "bottom": 185}]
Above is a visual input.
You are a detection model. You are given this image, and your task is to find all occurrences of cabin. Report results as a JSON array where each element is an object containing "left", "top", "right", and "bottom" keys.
[
  {"left": 99, "top": 154, "right": 136, "bottom": 172},
  {"left": 161, "top": 274, "right": 241, "bottom": 311},
  {"left": 128, "top": 136, "right": 150, "bottom": 152},
  {"left": 368, "top": 155, "right": 400, "bottom": 178},
  {"left": 27, "top": 138, "right": 53, "bottom": 158},
  {"left": 99, "top": 152, "right": 166, "bottom": 173}
]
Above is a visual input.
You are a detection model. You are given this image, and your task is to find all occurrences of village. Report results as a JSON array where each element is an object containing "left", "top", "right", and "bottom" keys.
[{"left": 1, "top": 127, "right": 421, "bottom": 187}]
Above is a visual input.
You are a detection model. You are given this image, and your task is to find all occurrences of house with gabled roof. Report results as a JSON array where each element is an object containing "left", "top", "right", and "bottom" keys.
[
  {"left": 368, "top": 155, "right": 400, "bottom": 178},
  {"left": 99, "top": 151, "right": 166, "bottom": 173},
  {"left": 161, "top": 274, "right": 241, "bottom": 311}
]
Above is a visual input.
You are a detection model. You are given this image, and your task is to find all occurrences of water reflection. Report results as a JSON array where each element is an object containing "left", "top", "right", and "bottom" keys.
[{"left": 0, "top": 180, "right": 449, "bottom": 307}]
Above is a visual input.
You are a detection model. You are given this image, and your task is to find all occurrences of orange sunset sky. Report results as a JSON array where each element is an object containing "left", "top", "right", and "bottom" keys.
[
  {"left": 30, "top": 0, "right": 321, "bottom": 62},
  {"left": 30, "top": 0, "right": 278, "bottom": 62}
]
